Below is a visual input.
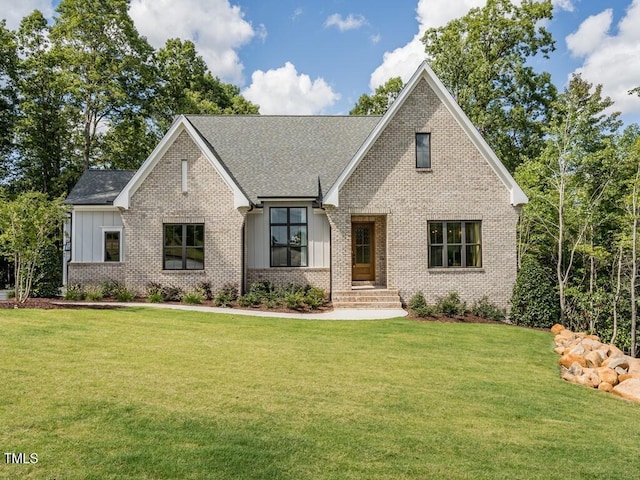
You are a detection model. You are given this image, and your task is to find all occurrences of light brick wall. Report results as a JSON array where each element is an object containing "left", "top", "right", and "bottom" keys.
[
  {"left": 247, "top": 268, "right": 330, "bottom": 292},
  {"left": 328, "top": 78, "right": 520, "bottom": 309},
  {"left": 120, "top": 130, "right": 245, "bottom": 295},
  {"left": 67, "top": 262, "right": 125, "bottom": 286}
]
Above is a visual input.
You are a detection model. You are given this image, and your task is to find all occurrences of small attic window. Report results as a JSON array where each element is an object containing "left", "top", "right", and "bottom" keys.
[
  {"left": 181, "top": 159, "right": 188, "bottom": 193},
  {"left": 416, "top": 133, "right": 431, "bottom": 169}
]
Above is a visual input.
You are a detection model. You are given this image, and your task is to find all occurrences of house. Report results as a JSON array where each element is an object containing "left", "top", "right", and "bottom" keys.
[{"left": 63, "top": 61, "right": 527, "bottom": 309}]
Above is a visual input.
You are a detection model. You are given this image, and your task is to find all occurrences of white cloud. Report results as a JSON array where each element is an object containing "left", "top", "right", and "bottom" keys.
[
  {"left": 370, "top": 34, "right": 381, "bottom": 45},
  {"left": 566, "top": 9, "right": 612, "bottom": 57},
  {"left": 568, "top": 0, "right": 640, "bottom": 116},
  {"left": 129, "top": 0, "right": 254, "bottom": 84},
  {"left": 324, "top": 13, "right": 367, "bottom": 32},
  {"left": 242, "top": 62, "right": 340, "bottom": 114},
  {"left": 0, "top": 0, "right": 54, "bottom": 29},
  {"left": 291, "top": 7, "right": 303, "bottom": 21},
  {"left": 369, "top": 0, "right": 576, "bottom": 91}
]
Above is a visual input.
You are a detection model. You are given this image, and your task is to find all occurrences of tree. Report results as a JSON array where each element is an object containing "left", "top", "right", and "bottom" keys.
[
  {"left": 153, "top": 38, "right": 258, "bottom": 132},
  {"left": 50, "top": 0, "right": 157, "bottom": 170},
  {"left": 12, "top": 11, "right": 77, "bottom": 197},
  {"left": 0, "top": 192, "right": 67, "bottom": 302},
  {"left": 422, "top": 0, "right": 556, "bottom": 172},
  {"left": 0, "top": 20, "right": 18, "bottom": 180},
  {"left": 350, "top": 77, "right": 404, "bottom": 115},
  {"left": 516, "top": 75, "right": 621, "bottom": 326}
]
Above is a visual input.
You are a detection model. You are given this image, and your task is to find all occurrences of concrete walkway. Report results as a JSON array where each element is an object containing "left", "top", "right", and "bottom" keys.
[{"left": 58, "top": 301, "right": 408, "bottom": 320}]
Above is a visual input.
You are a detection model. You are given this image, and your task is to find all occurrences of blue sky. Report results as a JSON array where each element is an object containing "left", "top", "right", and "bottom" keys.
[{"left": 2, "top": 0, "right": 640, "bottom": 123}]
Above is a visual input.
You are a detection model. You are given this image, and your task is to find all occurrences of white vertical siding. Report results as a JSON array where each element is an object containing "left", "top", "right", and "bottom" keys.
[
  {"left": 246, "top": 202, "right": 330, "bottom": 268},
  {"left": 73, "top": 209, "right": 123, "bottom": 262}
]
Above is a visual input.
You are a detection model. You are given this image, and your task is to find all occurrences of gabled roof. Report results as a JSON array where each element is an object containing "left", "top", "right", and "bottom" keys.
[
  {"left": 64, "top": 170, "right": 135, "bottom": 205},
  {"left": 323, "top": 61, "right": 528, "bottom": 207},
  {"left": 184, "top": 115, "right": 381, "bottom": 204}
]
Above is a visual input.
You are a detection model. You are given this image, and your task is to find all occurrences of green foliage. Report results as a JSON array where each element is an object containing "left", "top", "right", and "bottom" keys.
[
  {"left": 145, "top": 282, "right": 163, "bottom": 297},
  {"left": 350, "top": 77, "right": 404, "bottom": 115},
  {"left": 84, "top": 285, "right": 104, "bottom": 301},
  {"left": 147, "top": 292, "right": 163, "bottom": 304},
  {"left": 510, "top": 256, "right": 559, "bottom": 328},
  {"left": 195, "top": 281, "right": 213, "bottom": 301},
  {"left": 422, "top": 0, "right": 556, "bottom": 172},
  {"left": 0, "top": 192, "right": 67, "bottom": 302},
  {"left": 304, "top": 287, "right": 326, "bottom": 309},
  {"left": 237, "top": 292, "right": 261, "bottom": 307},
  {"left": 471, "top": 296, "right": 506, "bottom": 322},
  {"left": 114, "top": 286, "right": 136, "bottom": 303},
  {"left": 63, "top": 284, "right": 84, "bottom": 301},
  {"left": 101, "top": 279, "right": 124, "bottom": 298},
  {"left": 408, "top": 291, "right": 437, "bottom": 318},
  {"left": 31, "top": 242, "right": 62, "bottom": 298},
  {"left": 182, "top": 290, "right": 204, "bottom": 305},
  {"left": 284, "top": 291, "right": 305, "bottom": 310},
  {"left": 435, "top": 292, "right": 466, "bottom": 317},
  {"left": 213, "top": 283, "right": 239, "bottom": 307},
  {"left": 161, "top": 285, "right": 184, "bottom": 302}
]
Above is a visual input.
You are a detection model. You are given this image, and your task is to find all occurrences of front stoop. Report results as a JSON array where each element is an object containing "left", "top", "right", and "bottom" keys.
[{"left": 332, "top": 288, "right": 402, "bottom": 309}]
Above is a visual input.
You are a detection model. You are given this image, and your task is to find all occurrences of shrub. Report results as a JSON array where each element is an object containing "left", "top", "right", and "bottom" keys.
[
  {"left": 147, "top": 292, "right": 163, "bottom": 303},
  {"left": 213, "top": 282, "right": 239, "bottom": 307},
  {"left": 84, "top": 285, "right": 104, "bottom": 301},
  {"left": 284, "top": 291, "right": 305, "bottom": 310},
  {"left": 63, "top": 284, "right": 84, "bottom": 301},
  {"left": 510, "top": 256, "right": 559, "bottom": 328},
  {"left": 31, "top": 243, "right": 61, "bottom": 298},
  {"left": 304, "top": 287, "right": 326, "bottom": 309},
  {"left": 145, "top": 282, "right": 163, "bottom": 297},
  {"left": 113, "top": 285, "right": 136, "bottom": 302},
  {"left": 237, "top": 292, "right": 261, "bottom": 307},
  {"left": 182, "top": 290, "right": 204, "bottom": 305},
  {"left": 161, "top": 285, "right": 183, "bottom": 302},
  {"left": 195, "top": 281, "right": 213, "bottom": 301},
  {"left": 408, "top": 291, "right": 437, "bottom": 318},
  {"left": 436, "top": 292, "right": 466, "bottom": 317},
  {"left": 471, "top": 296, "right": 506, "bottom": 322}
]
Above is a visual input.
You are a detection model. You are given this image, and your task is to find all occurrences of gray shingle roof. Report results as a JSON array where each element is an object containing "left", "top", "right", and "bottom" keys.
[
  {"left": 65, "top": 170, "right": 135, "bottom": 205},
  {"left": 185, "top": 115, "right": 381, "bottom": 204}
]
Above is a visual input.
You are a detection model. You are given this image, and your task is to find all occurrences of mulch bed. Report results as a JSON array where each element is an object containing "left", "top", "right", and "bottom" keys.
[{"left": 1, "top": 297, "right": 504, "bottom": 323}]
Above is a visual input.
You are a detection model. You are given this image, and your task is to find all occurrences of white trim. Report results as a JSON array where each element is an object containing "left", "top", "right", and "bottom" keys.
[
  {"left": 102, "top": 226, "right": 124, "bottom": 263},
  {"left": 113, "top": 115, "right": 250, "bottom": 209},
  {"left": 71, "top": 205, "right": 120, "bottom": 212},
  {"left": 70, "top": 210, "right": 77, "bottom": 263},
  {"left": 323, "top": 61, "right": 528, "bottom": 207}
]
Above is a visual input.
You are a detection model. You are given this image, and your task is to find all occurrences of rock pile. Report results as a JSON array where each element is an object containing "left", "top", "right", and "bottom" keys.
[{"left": 552, "top": 324, "right": 640, "bottom": 402}]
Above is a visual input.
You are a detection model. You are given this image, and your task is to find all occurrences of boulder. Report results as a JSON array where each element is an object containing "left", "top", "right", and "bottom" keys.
[
  {"left": 576, "top": 370, "right": 600, "bottom": 388},
  {"left": 551, "top": 324, "right": 566, "bottom": 334},
  {"left": 568, "top": 343, "right": 586, "bottom": 356},
  {"left": 628, "top": 358, "right": 640, "bottom": 375},
  {"left": 568, "top": 362, "right": 584, "bottom": 376},
  {"left": 586, "top": 334, "right": 601, "bottom": 342},
  {"left": 560, "top": 354, "right": 587, "bottom": 369},
  {"left": 554, "top": 346, "right": 565, "bottom": 355},
  {"left": 559, "top": 329, "right": 576, "bottom": 340},
  {"left": 584, "top": 350, "right": 604, "bottom": 368},
  {"left": 581, "top": 338, "right": 602, "bottom": 352},
  {"left": 596, "top": 367, "right": 619, "bottom": 386},
  {"left": 612, "top": 378, "right": 640, "bottom": 402},
  {"left": 603, "top": 355, "right": 629, "bottom": 371},
  {"left": 618, "top": 372, "right": 640, "bottom": 382},
  {"left": 598, "top": 382, "right": 614, "bottom": 392}
]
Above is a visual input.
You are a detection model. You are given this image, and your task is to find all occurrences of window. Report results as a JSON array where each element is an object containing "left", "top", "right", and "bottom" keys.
[
  {"left": 428, "top": 221, "right": 481, "bottom": 268},
  {"left": 270, "top": 207, "right": 307, "bottom": 267},
  {"left": 416, "top": 132, "right": 431, "bottom": 169},
  {"left": 163, "top": 224, "right": 204, "bottom": 270},
  {"left": 104, "top": 231, "right": 121, "bottom": 262}
]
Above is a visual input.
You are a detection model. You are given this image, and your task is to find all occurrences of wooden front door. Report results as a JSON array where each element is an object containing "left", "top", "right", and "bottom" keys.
[{"left": 352, "top": 223, "right": 375, "bottom": 281}]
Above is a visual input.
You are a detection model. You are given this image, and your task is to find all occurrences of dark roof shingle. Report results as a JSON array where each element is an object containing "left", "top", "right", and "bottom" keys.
[
  {"left": 185, "top": 115, "right": 381, "bottom": 204},
  {"left": 64, "top": 170, "right": 135, "bottom": 205}
]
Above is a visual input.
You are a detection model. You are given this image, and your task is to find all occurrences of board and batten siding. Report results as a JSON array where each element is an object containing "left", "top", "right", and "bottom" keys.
[
  {"left": 72, "top": 209, "right": 123, "bottom": 263},
  {"left": 246, "top": 202, "right": 330, "bottom": 268}
]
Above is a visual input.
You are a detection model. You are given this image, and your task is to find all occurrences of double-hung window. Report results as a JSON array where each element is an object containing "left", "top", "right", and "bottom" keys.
[
  {"left": 163, "top": 224, "right": 204, "bottom": 270},
  {"left": 428, "top": 221, "right": 482, "bottom": 268},
  {"left": 270, "top": 207, "right": 308, "bottom": 267}
]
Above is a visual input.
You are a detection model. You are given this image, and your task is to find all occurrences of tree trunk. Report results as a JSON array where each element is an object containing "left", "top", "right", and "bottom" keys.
[{"left": 611, "top": 243, "right": 622, "bottom": 345}]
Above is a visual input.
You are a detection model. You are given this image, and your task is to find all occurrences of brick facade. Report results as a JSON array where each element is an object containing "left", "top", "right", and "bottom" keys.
[
  {"left": 247, "top": 268, "right": 330, "bottom": 292},
  {"left": 120, "top": 130, "right": 246, "bottom": 295},
  {"left": 328, "top": 78, "right": 520, "bottom": 309},
  {"left": 67, "top": 262, "right": 125, "bottom": 286}
]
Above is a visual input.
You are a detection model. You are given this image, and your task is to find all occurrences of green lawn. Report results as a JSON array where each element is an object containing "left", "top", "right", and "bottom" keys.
[{"left": 1, "top": 308, "right": 638, "bottom": 479}]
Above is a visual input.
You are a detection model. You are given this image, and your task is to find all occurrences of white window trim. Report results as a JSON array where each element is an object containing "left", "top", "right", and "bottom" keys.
[
  {"left": 181, "top": 159, "right": 188, "bottom": 193},
  {"left": 102, "top": 227, "right": 124, "bottom": 263}
]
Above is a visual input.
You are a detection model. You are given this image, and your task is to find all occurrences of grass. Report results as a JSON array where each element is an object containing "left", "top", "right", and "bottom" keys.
[{"left": 1, "top": 308, "right": 639, "bottom": 479}]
